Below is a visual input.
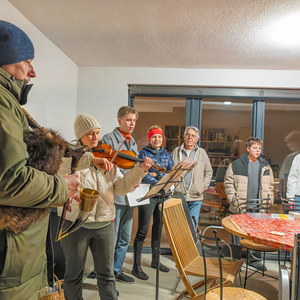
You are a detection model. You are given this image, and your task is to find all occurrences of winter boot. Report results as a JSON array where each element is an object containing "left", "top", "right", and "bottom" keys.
[
  {"left": 132, "top": 241, "right": 149, "bottom": 280},
  {"left": 151, "top": 241, "right": 170, "bottom": 273}
]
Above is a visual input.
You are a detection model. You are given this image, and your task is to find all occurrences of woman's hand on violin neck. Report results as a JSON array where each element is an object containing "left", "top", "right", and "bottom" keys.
[
  {"left": 139, "top": 156, "right": 154, "bottom": 172},
  {"left": 92, "top": 157, "right": 113, "bottom": 172}
]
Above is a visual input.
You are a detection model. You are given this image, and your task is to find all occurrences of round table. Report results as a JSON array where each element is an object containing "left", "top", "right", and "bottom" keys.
[{"left": 221, "top": 216, "right": 249, "bottom": 239}]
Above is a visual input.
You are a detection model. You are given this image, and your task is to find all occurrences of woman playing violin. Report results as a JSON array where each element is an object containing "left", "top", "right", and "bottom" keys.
[
  {"left": 60, "top": 114, "right": 153, "bottom": 300},
  {"left": 132, "top": 125, "right": 174, "bottom": 280}
]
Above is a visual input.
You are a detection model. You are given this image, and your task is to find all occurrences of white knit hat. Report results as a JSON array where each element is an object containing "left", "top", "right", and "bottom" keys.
[{"left": 74, "top": 114, "right": 101, "bottom": 140}]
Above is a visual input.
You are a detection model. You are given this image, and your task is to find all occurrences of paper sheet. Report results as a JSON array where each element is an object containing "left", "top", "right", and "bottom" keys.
[
  {"left": 127, "top": 184, "right": 150, "bottom": 207},
  {"left": 140, "top": 157, "right": 196, "bottom": 201}
]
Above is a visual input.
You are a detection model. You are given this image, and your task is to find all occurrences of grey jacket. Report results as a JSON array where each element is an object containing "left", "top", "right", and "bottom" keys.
[
  {"left": 172, "top": 144, "right": 213, "bottom": 201},
  {"left": 102, "top": 127, "right": 138, "bottom": 205}
]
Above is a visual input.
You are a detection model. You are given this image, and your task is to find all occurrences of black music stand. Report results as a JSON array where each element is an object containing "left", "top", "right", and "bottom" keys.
[{"left": 138, "top": 157, "right": 197, "bottom": 300}]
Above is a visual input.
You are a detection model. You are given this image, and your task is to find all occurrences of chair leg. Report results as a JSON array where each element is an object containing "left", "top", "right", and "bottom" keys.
[
  {"left": 244, "top": 248, "right": 249, "bottom": 289},
  {"left": 172, "top": 275, "right": 181, "bottom": 295},
  {"left": 284, "top": 251, "right": 287, "bottom": 265},
  {"left": 262, "top": 252, "right": 265, "bottom": 276},
  {"left": 278, "top": 250, "right": 280, "bottom": 268}
]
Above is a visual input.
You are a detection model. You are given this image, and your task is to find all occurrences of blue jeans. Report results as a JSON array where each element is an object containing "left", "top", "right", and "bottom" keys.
[
  {"left": 187, "top": 201, "right": 202, "bottom": 233},
  {"left": 114, "top": 204, "right": 135, "bottom": 274}
]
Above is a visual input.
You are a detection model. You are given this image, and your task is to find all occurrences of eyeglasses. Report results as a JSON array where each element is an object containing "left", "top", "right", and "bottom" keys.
[
  {"left": 185, "top": 133, "right": 198, "bottom": 138},
  {"left": 251, "top": 146, "right": 262, "bottom": 151}
]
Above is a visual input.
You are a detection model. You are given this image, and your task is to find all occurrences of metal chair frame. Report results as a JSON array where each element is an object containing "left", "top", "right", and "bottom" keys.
[
  {"left": 282, "top": 198, "right": 300, "bottom": 214},
  {"left": 237, "top": 196, "right": 280, "bottom": 288},
  {"left": 281, "top": 197, "right": 300, "bottom": 267},
  {"left": 291, "top": 233, "right": 300, "bottom": 300},
  {"left": 198, "top": 229, "right": 266, "bottom": 300},
  {"left": 279, "top": 232, "right": 300, "bottom": 300}
]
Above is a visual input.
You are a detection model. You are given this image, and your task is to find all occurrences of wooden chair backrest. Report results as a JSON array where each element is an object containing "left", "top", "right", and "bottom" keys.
[
  {"left": 162, "top": 198, "right": 200, "bottom": 297},
  {"left": 163, "top": 198, "right": 200, "bottom": 268},
  {"left": 215, "top": 182, "right": 227, "bottom": 200}
]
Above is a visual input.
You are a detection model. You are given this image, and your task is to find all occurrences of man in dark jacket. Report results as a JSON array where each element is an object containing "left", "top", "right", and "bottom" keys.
[{"left": 0, "top": 21, "right": 82, "bottom": 300}]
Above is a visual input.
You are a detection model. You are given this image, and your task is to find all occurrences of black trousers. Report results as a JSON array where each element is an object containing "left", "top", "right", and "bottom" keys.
[{"left": 134, "top": 197, "right": 161, "bottom": 250}]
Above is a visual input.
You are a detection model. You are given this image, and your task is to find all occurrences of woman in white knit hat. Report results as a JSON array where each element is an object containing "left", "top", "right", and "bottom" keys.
[{"left": 60, "top": 114, "right": 153, "bottom": 300}]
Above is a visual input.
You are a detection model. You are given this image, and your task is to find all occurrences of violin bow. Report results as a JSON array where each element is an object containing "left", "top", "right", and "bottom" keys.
[{"left": 110, "top": 136, "right": 127, "bottom": 165}]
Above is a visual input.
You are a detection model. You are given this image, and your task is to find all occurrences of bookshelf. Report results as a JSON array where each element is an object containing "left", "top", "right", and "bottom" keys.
[
  {"left": 201, "top": 128, "right": 250, "bottom": 172},
  {"left": 165, "top": 125, "right": 185, "bottom": 152}
]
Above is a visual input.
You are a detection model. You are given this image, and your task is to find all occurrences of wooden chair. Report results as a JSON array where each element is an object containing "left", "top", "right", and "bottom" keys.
[
  {"left": 215, "top": 182, "right": 230, "bottom": 218},
  {"left": 237, "top": 197, "right": 280, "bottom": 288},
  {"left": 202, "top": 186, "right": 222, "bottom": 216},
  {"left": 162, "top": 198, "right": 242, "bottom": 299},
  {"left": 194, "top": 229, "right": 267, "bottom": 300}
]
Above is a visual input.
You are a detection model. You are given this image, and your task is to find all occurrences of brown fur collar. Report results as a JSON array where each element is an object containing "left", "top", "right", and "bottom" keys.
[{"left": 0, "top": 128, "right": 70, "bottom": 234}]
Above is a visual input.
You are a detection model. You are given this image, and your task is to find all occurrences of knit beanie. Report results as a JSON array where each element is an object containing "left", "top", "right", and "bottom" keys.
[
  {"left": 74, "top": 114, "right": 101, "bottom": 140},
  {"left": 0, "top": 20, "right": 34, "bottom": 66}
]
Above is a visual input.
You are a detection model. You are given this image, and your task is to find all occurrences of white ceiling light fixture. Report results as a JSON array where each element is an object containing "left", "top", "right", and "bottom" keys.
[
  {"left": 268, "top": 13, "right": 300, "bottom": 47},
  {"left": 224, "top": 101, "right": 232, "bottom": 105}
]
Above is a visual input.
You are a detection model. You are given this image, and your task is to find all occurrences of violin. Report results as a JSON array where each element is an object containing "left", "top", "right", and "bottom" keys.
[{"left": 91, "top": 142, "right": 166, "bottom": 173}]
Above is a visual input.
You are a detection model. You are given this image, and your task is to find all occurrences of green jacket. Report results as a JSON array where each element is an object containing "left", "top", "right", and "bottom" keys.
[{"left": 0, "top": 68, "right": 69, "bottom": 300}]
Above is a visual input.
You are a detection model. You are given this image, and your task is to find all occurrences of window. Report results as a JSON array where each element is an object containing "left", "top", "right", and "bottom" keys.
[
  {"left": 134, "top": 97, "right": 186, "bottom": 152},
  {"left": 201, "top": 99, "right": 252, "bottom": 182}
]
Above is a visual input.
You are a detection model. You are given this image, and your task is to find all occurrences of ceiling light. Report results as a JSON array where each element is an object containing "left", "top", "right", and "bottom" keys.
[
  {"left": 268, "top": 13, "right": 300, "bottom": 47},
  {"left": 224, "top": 101, "right": 231, "bottom": 105}
]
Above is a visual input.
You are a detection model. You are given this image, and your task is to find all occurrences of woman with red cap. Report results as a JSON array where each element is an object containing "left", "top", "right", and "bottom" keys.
[{"left": 131, "top": 125, "right": 174, "bottom": 280}]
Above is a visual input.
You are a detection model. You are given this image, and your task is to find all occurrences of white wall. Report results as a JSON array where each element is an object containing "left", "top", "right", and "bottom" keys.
[
  {"left": 77, "top": 67, "right": 300, "bottom": 135},
  {"left": 1, "top": 0, "right": 78, "bottom": 140}
]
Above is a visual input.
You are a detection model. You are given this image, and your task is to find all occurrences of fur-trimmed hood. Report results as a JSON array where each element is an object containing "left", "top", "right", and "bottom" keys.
[{"left": 0, "top": 128, "right": 69, "bottom": 234}]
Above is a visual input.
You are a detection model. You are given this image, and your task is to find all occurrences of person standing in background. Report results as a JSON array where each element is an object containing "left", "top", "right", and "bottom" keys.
[
  {"left": 224, "top": 137, "right": 274, "bottom": 270},
  {"left": 286, "top": 153, "right": 300, "bottom": 204},
  {"left": 280, "top": 131, "right": 300, "bottom": 198},
  {"left": 102, "top": 106, "right": 140, "bottom": 284},
  {"left": 172, "top": 126, "right": 213, "bottom": 233}
]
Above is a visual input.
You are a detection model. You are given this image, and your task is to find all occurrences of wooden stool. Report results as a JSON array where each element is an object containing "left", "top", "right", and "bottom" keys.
[{"left": 205, "top": 287, "right": 267, "bottom": 299}]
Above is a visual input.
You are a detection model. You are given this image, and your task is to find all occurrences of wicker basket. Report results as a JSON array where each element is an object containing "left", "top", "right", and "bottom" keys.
[{"left": 39, "top": 275, "right": 65, "bottom": 300}]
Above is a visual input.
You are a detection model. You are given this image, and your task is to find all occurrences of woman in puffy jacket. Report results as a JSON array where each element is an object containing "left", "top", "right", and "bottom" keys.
[
  {"left": 132, "top": 125, "right": 174, "bottom": 280},
  {"left": 60, "top": 114, "right": 152, "bottom": 300}
]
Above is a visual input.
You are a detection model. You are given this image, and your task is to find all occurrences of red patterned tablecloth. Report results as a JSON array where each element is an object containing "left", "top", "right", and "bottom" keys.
[{"left": 231, "top": 214, "right": 300, "bottom": 252}]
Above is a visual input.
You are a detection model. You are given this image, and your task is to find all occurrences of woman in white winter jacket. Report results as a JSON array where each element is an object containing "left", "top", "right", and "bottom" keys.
[{"left": 60, "top": 114, "right": 152, "bottom": 300}]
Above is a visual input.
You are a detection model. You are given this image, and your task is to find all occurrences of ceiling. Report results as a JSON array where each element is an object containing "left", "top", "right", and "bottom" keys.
[{"left": 8, "top": 0, "right": 300, "bottom": 69}]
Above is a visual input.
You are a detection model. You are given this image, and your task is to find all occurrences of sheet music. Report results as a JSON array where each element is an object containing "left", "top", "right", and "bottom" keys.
[
  {"left": 139, "top": 157, "right": 197, "bottom": 201},
  {"left": 127, "top": 184, "right": 150, "bottom": 206}
]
